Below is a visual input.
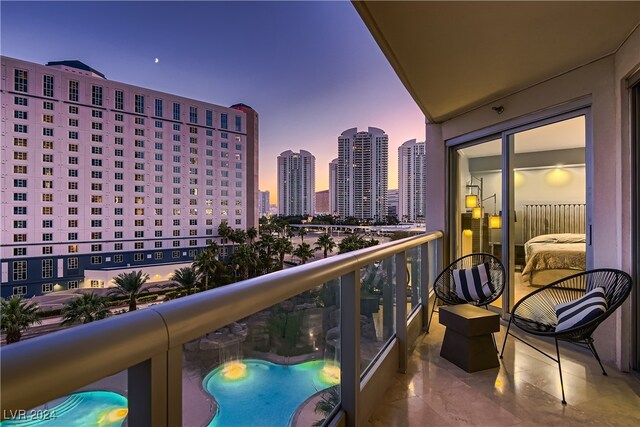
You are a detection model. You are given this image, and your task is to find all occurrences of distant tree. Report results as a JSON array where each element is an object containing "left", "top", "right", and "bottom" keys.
[
  {"left": 218, "top": 221, "right": 233, "bottom": 242},
  {"left": 338, "top": 234, "right": 379, "bottom": 254},
  {"left": 230, "top": 229, "right": 247, "bottom": 246},
  {"left": 247, "top": 227, "right": 258, "bottom": 244},
  {"left": 108, "top": 270, "right": 149, "bottom": 312},
  {"left": 170, "top": 266, "right": 200, "bottom": 295},
  {"left": 315, "top": 233, "right": 336, "bottom": 258},
  {"left": 193, "top": 247, "right": 218, "bottom": 291},
  {"left": 62, "top": 293, "right": 110, "bottom": 326},
  {"left": 293, "top": 242, "right": 314, "bottom": 265},
  {"left": 0, "top": 296, "right": 41, "bottom": 344},
  {"left": 231, "top": 244, "right": 256, "bottom": 280},
  {"left": 298, "top": 227, "right": 308, "bottom": 242},
  {"left": 273, "top": 237, "right": 294, "bottom": 269},
  {"left": 313, "top": 386, "right": 340, "bottom": 427}
]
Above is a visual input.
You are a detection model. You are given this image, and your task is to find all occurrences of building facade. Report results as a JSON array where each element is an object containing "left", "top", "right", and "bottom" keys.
[
  {"left": 387, "top": 189, "right": 399, "bottom": 219},
  {"left": 0, "top": 56, "right": 258, "bottom": 297},
  {"left": 336, "top": 127, "right": 388, "bottom": 221},
  {"left": 315, "top": 190, "right": 330, "bottom": 215},
  {"left": 258, "top": 190, "right": 271, "bottom": 217},
  {"left": 277, "top": 150, "right": 315, "bottom": 216},
  {"left": 329, "top": 158, "right": 338, "bottom": 215},
  {"left": 398, "top": 139, "right": 426, "bottom": 222}
]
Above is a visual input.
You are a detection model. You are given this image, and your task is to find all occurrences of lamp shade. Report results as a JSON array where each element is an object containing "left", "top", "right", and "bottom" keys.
[
  {"left": 488, "top": 215, "right": 502, "bottom": 229},
  {"left": 465, "top": 194, "right": 478, "bottom": 208},
  {"left": 471, "top": 207, "right": 483, "bottom": 219}
]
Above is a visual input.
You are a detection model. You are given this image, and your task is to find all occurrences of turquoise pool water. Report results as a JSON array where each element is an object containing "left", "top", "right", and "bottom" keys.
[
  {"left": 204, "top": 359, "right": 339, "bottom": 427},
  {"left": 0, "top": 391, "right": 128, "bottom": 427}
]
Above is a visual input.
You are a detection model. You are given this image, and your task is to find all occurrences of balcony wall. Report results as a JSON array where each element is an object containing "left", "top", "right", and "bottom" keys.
[{"left": 425, "top": 24, "right": 640, "bottom": 369}]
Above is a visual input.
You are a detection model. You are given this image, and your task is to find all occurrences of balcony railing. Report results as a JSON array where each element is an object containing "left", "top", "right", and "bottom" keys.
[{"left": 1, "top": 231, "right": 443, "bottom": 426}]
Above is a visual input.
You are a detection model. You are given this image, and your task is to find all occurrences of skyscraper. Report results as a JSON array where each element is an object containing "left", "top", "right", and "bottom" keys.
[
  {"left": 329, "top": 158, "right": 339, "bottom": 216},
  {"left": 315, "top": 190, "right": 330, "bottom": 215},
  {"left": 258, "top": 191, "right": 271, "bottom": 217},
  {"left": 398, "top": 139, "right": 426, "bottom": 222},
  {"left": 1, "top": 56, "right": 258, "bottom": 297},
  {"left": 337, "top": 127, "right": 388, "bottom": 221},
  {"left": 277, "top": 150, "right": 315, "bottom": 216}
]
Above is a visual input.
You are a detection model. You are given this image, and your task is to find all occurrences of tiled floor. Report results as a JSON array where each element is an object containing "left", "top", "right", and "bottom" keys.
[{"left": 367, "top": 314, "right": 640, "bottom": 426}]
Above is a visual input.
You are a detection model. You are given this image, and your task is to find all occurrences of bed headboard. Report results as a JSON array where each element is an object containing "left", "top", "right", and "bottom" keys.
[{"left": 522, "top": 203, "right": 586, "bottom": 242}]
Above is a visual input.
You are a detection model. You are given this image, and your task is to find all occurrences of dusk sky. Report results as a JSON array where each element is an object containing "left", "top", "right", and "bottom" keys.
[{"left": 1, "top": 1, "right": 425, "bottom": 203}]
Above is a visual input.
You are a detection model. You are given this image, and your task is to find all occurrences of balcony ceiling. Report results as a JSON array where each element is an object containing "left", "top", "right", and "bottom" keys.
[{"left": 353, "top": 1, "right": 640, "bottom": 123}]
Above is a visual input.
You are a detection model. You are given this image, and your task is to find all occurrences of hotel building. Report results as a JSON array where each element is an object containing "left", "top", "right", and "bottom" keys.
[
  {"left": 336, "top": 127, "right": 388, "bottom": 221},
  {"left": 398, "top": 139, "right": 425, "bottom": 222},
  {"left": 277, "top": 150, "right": 315, "bottom": 216},
  {"left": 0, "top": 56, "right": 258, "bottom": 297}
]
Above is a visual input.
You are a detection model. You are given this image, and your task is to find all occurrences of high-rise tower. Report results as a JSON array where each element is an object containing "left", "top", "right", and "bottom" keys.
[
  {"left": 336, "top": 127, "right": 388, "bottom": 221},
  {"left": 398, "top": 139, "right": 426, "bottom": 222},
  {"left": 277, "top": 150, "right": 315, "bottom": 216}
]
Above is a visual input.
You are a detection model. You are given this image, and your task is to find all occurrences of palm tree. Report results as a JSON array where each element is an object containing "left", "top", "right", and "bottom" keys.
[
  {"left": 315, "top": 233, "right": 336, "bottom": 258},
  {"left": 0, "top": 296, "right": 41, "bottom": 344},
  {"left": 230, "top": 244, "right": 256, "bottom": 280},
  {"left": 170, "top": 266, "right": 200, "bottom": 294},
  {"left": 312, "top": 386, "right": 340, "bottom": 427},
  {"left": 338, "top": 234, "right": 379, "bottom": 254},
  {"left": 108, "top": 270, "right": 149, "bottom": 312},
  {"left": 247, "top": 227, "right": 258, "bottom": 244},
  {"left": 273, "top": 237, "right": 294, "bottom": 269},
  {"left": 298, "top": 227, "right": 308, "bottom": 242},
  {"left": 230, "top": 229, "right": 247, "bottom": 246},
  {"left": 218, "top": 220, "right": 232, "bottom": 242},
  {"left": 61, "top": 293, "right": 110, "bottom": 326},
  {"left": 293, "top": 242, "right": 315, "bottom": 265},
  {"left": 193, "top": 248, "right": 217, "bottom": 291}
]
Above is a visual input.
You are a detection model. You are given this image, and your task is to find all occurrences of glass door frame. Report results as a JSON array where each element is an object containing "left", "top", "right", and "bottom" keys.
[
  {"left": 447, "top": 100, "right": 593, "bottom": 318},
  {"left": 631, "top": 77, "right": 639, "bottom": 372}
]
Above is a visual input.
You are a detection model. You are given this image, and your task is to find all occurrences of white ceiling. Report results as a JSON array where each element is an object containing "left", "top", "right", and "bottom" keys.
[{"left": 354, "top": 1, "right": 640, "bottom": 123}]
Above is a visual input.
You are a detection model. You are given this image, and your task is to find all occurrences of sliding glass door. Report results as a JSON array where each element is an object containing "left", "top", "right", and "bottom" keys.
[
  {"left": 451, "top": 111, "right": 590, "bottom": 315},
  {"left": 632, "top": 80, "right": 639, "bottom": 372}
]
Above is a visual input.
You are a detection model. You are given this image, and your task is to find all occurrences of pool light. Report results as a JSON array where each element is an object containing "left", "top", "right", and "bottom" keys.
[{"left": 221, "top": 361, "right": 248, "bottom": 381}]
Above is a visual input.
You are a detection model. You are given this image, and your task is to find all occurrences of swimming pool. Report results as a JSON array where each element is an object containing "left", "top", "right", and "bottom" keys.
[
  {"left": 0, "top": 391, "right": 128, "bottom": 427},
  {"left": 204, "top": 359, "right": 339, "bottom": 427}
]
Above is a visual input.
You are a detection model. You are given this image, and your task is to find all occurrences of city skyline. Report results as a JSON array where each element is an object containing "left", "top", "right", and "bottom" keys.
[{"left": 0, "top": 1, "right": 425, "bottom": 202}]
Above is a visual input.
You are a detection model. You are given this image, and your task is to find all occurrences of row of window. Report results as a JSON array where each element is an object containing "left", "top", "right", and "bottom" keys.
[
  {"left": 13, "top": 282, "right": 78, "bottom": 296},
  {"left": 13, "top": 69, "right": 242, "bottom": 130}
]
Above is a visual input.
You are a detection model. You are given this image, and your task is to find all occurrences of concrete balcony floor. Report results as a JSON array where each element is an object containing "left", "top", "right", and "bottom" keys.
[{"left": 367, "top": 313, "right": 640, "bottom": 426}]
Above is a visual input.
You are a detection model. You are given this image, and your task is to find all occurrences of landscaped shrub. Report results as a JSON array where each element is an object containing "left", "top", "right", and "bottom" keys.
[{"left": 137, "top": 294, "right": 159, "bottom": 303}]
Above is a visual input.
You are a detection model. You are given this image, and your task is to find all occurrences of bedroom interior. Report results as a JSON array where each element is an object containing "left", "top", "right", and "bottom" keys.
[{"left": 455, "top": 116, "right": 587, "bottom": 310}]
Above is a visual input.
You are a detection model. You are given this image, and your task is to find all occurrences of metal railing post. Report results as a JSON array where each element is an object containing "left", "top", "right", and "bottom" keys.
[
  {"left": 420, "top": 242, "right": 430, "bottom": 331},
  {"left": 167, "top": 347, "right": 183, "bottom": 426},
  {"left": 340, "top": 270, "right": 360, "bottom": 427},
  {"left": 396, "top": 251, "right": 408, "bottom": 373},
  {"left": 128, "top": 353, "right": 168, "bottom": 426}
]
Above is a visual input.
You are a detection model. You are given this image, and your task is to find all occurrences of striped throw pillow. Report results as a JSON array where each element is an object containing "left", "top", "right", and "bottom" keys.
[
  {"left": 555, "top": 287, "right": 607, "bottom": 333},
  {"left": 452, "top": 263, "right": 495, "bottom": 302}
]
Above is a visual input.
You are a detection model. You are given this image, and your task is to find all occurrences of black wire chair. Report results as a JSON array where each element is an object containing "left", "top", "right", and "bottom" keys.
[
  {"left": 500, "top": 268, "right": 633, "bottom": 404},
  {"left": 426, "top": 253, "right": 505, "bottom": 333}
]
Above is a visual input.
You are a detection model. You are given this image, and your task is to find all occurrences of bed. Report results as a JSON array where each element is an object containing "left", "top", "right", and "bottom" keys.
[
  {"left": 521, "top": 203, "right": 587, "bottom": 286},
  {"left": 521, "top": 233, "right": 586, "bottom": 286}
]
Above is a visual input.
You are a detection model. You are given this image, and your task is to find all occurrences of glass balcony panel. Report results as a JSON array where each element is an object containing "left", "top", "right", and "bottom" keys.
[
  {"left": 3, "top": 371, "right": 129, "bottom": 426},
  {"left": 182, "top": 281, "right": 341, "bottom": 427},
  {"left": 407, "top": 246, "right": 422, "bottom": 316},
  {"left": 360, "top": 256, "right": 396, "bottom": 374}
]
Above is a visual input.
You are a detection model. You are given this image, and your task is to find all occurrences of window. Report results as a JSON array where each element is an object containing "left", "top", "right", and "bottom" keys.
[
  {"left": 69, "top": 169, "right": 78, "bottom": 177},
  {"left": 42, "top": 194, "right": 53, "bottom": 202},
  {"left": 14, "top": 110, "right": 27, "bottom": 120},
  {"left": 43, "top": 128, "right": 54, "bottom": 136},
  {"left": 115, "top": 90, "right": 124, "bottom": 110},
  {"left": 189, "top": 106, "right": 198, "bottom": 123},
  {"left": 135, "top": 128, "right": 145, "bottom": 136},
  {"left": 221, "top": 113, "right": 228, "bottom": 129},
  {"left": 155, "top": 98, "right": 163, "bottom": 117},
  {"left": 154, "top": 252, "right": 163, "bottom": 259},
  {"left": 43, "top": 112, "right": 54, "bottom": 121},
  {"left": 68, "top": 257, "right": 79, "bottom": 269},
  {"left": 43, "top": 246, "right": 54, "bottom": 255},
  {"left": 173, "top": 102, "right": 181, "bottom": 120},
  {"left": 134, "top": 253, "right": 144, "bottom": 261},
  {"left": 69, "top": 105, "right": 78, "bottom": 114},
  {"left": 68, "top": 80, "right": 79, "bottom": 101},
  {"left": 114, "top": 255, "right": 123, "bottom": 263},
  {"left": 13, "top": 286, "right": 27, "bottom": 296},
  {"left": 14, "top": 138, "right": 28, "bottom": 147},
  {"left": 14, "top": 206, "right": 27, "bottom": 215},
  {"left": 14, "top": 124, "right": 27, "bottom": 133},
  {"left": 92, "top": 122, "right": 103, "bottom": 130},
  {"left": 68, "top": 143, "right": 78, "bottom": 152},
  {"left": 14, "top": 69, "right": 28, "bottom": 92},
  {"left": 90, "top": 280, "right": 103, "bottom": 288},
  {"left": 206, "top": 109, "right": 213, "bottom": 127},
  {"left": 14, "top": 179, "right": 27, "bottom": 188},
  {"left": 14, "top": 220, "right": 27, "bottom": 228},
  {"left": 135, "top": 94, "right": 145, "bottom": 113},
  {"left": 68, "top": 245, "right": 78, "bottom": 254},
  {"left": 173, "top": 251, "right": 181, "bottom": 259},
  {"left": 69, "top": 131, "right": 78, "bottom": 139},
  {"left": 91, "top": 244, "right": 102, "bottom": 252},
  {"left": 235, "top": 115, "right": 242, "bottom": 131},
  {"left": 92, "top": 85, "right": 103, "bottom": 106},
  {"left": 68, "top": 281, "right": 79, "bottom": 289},
  {"left": 43, "top": 75, "right": 54, "bottom": 97},
  {"left": 42, "top": 259, "right": 53, "bottom": 279},
  {"left": 15, "top": 96, "right": 28, "bottom": 106},
  {"left": 14, "top": 152, "right": 28, "bottom": 161}
]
